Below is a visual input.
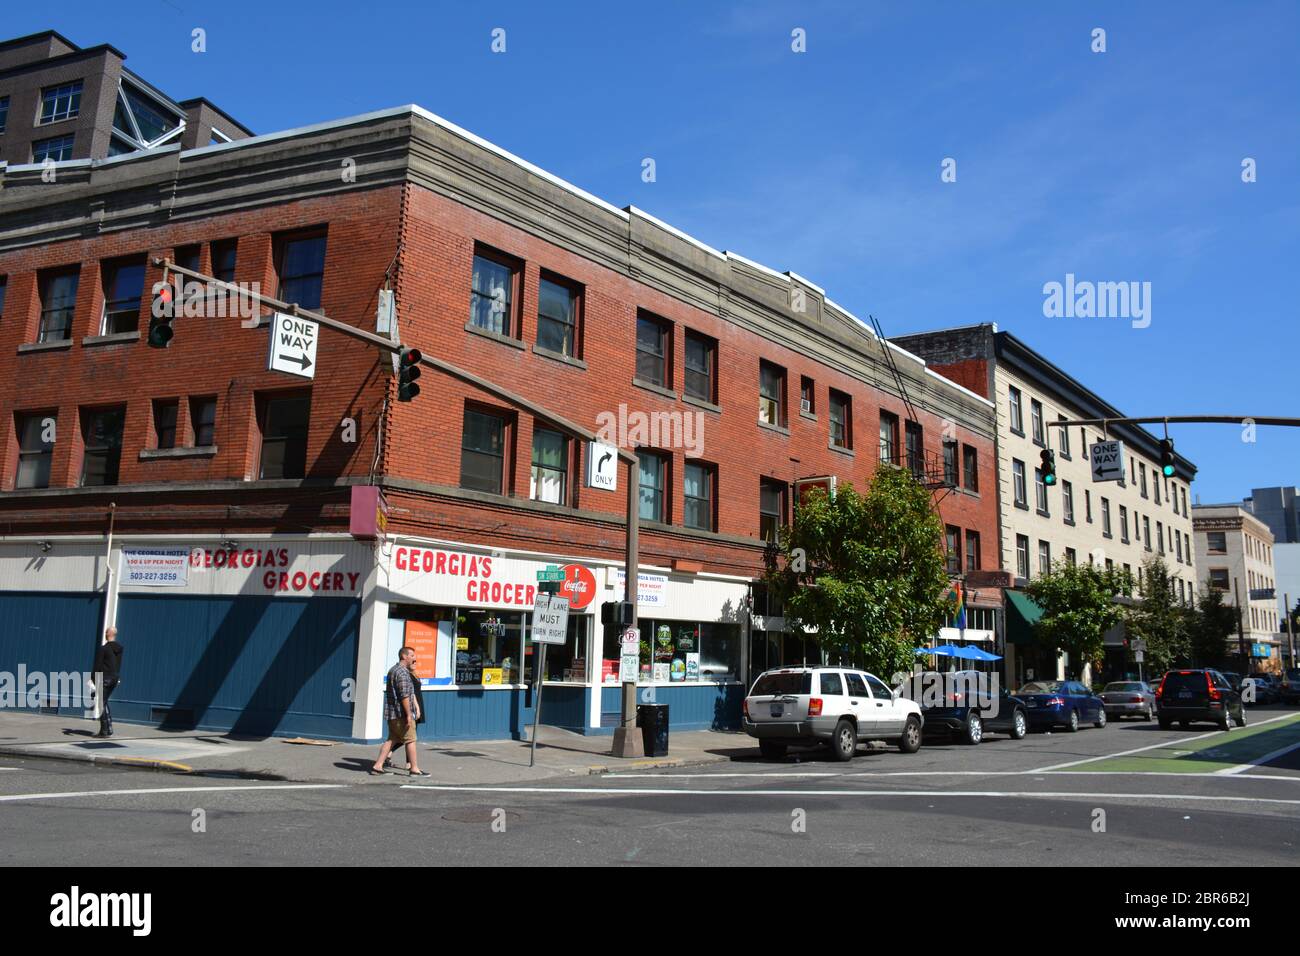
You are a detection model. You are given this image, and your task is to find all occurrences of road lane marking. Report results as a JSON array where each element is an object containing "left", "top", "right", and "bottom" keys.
[
  {"left": 603, "top": 769, "right": 1300, "bottom": 781},
  {"left": 1028, "top": 712, "right": 1299, "bottom": 772},
  {"left": 1216, "top": 738, "right": 1300, "bottom": 775},
  {"left": 403, "top": 784, "right": 1300, "bottom": 806},
  {"left": 0, "top": 784, "right": 346, "bottom": 803}
]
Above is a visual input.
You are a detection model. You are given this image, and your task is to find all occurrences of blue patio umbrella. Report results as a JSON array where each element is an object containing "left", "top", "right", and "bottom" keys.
[
  {"left": 952, "top": 645, "right": 1002, "bottom": 661},
  {"left": 915, "top": 644, "right": 962, "bottom": 657}
]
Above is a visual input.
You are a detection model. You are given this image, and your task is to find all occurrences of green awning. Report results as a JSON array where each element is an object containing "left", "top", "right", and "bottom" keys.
[{"left": 1004, "top": 590, "right": 1044, "bottom": 645}]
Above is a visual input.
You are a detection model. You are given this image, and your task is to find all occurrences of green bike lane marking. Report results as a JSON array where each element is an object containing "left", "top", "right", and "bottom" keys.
[{"left": 1069, "top": 713, "right": 1300, "bottom": 774}]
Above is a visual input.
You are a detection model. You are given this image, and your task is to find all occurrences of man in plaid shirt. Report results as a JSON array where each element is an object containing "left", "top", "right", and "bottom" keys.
[{"left": 370, "top": 647, "right": 429, "bottom": 777}]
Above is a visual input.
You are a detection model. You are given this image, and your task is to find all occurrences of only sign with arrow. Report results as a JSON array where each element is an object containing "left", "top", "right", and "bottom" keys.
[{"left": 267, "top": 312, "right": 320, "bottom": 380}]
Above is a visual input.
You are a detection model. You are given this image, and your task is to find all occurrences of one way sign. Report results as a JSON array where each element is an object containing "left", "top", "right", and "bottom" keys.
[
  {"left": 267, "top": 312, "right": 319, "bottom": 380},
  {"left": 1089, "top": 439, "right": 1126, "bottom": 482}
]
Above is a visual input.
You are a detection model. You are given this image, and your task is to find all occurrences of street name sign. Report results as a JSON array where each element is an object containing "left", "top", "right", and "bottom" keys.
[
  {"left": 1089, "top": 440, "right": 1126, "bottom": 482},
  {"left": 267, "top": 312, "right": 319, "bottom": 379},
  {"left": 531, "top": 593, "right": 570, "bottom": 645}
]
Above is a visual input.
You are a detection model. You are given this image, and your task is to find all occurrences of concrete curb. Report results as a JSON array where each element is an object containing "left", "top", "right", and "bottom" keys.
[
  {"left": 0, "top": 745, "right": 289, "bottom": 781},
  {"left": 586, "top": 753, "right": 728, "bottom": 775}
]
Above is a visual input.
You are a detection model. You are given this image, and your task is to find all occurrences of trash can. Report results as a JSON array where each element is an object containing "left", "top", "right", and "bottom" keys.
[{"left": 636, "top": 703, "right": 670, "bottom": 756}]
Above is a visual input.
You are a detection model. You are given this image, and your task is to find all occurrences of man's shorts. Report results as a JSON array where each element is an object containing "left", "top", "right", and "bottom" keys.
[{"left": 387, "top": 718, "right": 417, "bottom": 746}]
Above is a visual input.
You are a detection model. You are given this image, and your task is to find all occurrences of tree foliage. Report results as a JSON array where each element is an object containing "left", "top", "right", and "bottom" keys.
[
  {"left": 1025, "top": 560, "right": 1129, "bottom": 678},
  {"left": 1127, "top": 556, "right": 1192, "bottom": 673},
  {"left": 764, "top": 467, "right": 950, "bottom": 681},
  {"left": 1188, "top": 586, "right": 1238, "bottom": 669}
]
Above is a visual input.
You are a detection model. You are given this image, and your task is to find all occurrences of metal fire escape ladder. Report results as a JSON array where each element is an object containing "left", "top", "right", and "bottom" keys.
[{"left": 868, "top": 314, "right": 953, "bottom": 495}]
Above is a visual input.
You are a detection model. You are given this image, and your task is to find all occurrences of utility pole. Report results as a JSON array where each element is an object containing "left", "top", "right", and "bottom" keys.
[
  {"left": 1233, "top": 577, "right": 1248, "bottom": 672},
  {"left": 1285, "top": 592, "right": 1294, "bottom": 674}
]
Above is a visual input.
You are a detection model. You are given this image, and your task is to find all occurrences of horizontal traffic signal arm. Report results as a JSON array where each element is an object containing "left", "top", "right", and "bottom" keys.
[
  {"left": 1048, "top": 415, "right": 1300, "bottom": 428},
  {"left": 150, "top": 258, "right": 637, "bottom": 464}
]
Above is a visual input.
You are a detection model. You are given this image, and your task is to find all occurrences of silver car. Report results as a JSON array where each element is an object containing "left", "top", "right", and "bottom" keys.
[{"left": 1100, "top": 681, "right": 1157, "bottom": 720}]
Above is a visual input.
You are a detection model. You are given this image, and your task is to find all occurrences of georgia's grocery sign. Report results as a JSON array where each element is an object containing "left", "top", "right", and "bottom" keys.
[
  {"left": 390, "top": 545, "right": 596, "bottom": 611},
  {"left": 187, "top": 547, "right": 362, "bottom": 593}
]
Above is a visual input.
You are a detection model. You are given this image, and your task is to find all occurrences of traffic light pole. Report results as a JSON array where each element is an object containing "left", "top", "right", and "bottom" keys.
[
  {"left": 1050, "top": 416, "right": 1300, "bottom": 429},
  {"left": 152, "top": 257, "right": 643, "bottom": 749}
]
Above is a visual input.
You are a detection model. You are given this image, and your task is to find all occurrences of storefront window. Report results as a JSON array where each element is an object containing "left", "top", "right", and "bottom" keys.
[
  {"left": 610, "top": 619, "right": 741, "bottom": 683},
  {"left": 536, "top": 613, "right": 589, "bottom": 683},
  {"left": 456, "top": 609, "right": 525, "bottom": 685}
]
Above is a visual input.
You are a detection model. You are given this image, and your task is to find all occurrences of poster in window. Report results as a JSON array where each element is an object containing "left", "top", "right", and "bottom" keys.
[{"left": 403, "top": 621, "right": 438, "bottom": 686}]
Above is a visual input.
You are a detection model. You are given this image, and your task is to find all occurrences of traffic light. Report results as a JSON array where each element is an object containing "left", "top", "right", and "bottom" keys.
[
  {"left": 1040, "top": 447, "right": 1057, "bottom": 486},
  {"left": 601, "top": 601, "right": 634, "bottom": 627},
  {"left": 147, "top": 280, "right": 175, "bottom": 348},
  {"left": 397, "top": 347, "right": 422, "bottom": 402},
  {"left": 1159, "top": 438, "right": 1176, "bottom": 477}
]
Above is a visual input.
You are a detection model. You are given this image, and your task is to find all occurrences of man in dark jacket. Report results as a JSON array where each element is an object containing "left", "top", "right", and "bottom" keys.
[{"left": 92, "top": 626, "right": 123, "bottom": 738}]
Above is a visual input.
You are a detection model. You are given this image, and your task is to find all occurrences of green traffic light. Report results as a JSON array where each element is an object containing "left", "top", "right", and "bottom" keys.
[{"left": 1162, "top": 464, "right": 1175, "bottom": 477}]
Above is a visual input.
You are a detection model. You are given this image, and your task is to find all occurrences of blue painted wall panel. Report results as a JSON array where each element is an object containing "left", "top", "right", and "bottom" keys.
[
  {"left": 417, "top": 688, "right": 524, "bottom": 740},
  {"left": 0, "top": 591, "right": 103, "bottom": 715},
  {"left": 600, "top": 684, "right": 742, "bottom": 731}
]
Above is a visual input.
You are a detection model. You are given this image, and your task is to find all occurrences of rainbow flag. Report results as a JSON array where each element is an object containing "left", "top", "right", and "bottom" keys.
[{"left": 951, "top": 582, "right": 967, "bottom": 630}]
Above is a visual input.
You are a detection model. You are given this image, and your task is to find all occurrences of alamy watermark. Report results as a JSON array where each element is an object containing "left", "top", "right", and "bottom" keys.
[
  {"left": 152, "top": 274, "right": 264, "bottom": 328},
  {"left": 0, "top": 666, "right": 101, "bottom": 717},
  {"left": 595, "top": 403, "right": 705, "bottom": 458},
  {"left": 1043, "top": 273, "right": 1151, "bottom": 329}
]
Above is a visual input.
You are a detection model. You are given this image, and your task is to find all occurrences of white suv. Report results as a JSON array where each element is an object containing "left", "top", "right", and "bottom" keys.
[{"left": 743, "top": 666, "right": 924, "bottom": 760}]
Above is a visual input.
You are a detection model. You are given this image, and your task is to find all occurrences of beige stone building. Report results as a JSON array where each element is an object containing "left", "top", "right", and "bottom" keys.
[
  {"left": 1193, "top": 503, "right": 1283, "bottom": 674},
  {"left": 893, "top": 325, "right": 1198, "bottom": 684}
]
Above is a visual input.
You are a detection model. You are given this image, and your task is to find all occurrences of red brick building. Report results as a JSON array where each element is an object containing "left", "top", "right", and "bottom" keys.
[{"left": 0, "top": 103, "right": 1000, "bottom": 741}]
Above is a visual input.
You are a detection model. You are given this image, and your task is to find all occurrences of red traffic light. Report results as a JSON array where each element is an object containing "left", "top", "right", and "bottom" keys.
[{"left": 400, "top": 347, "right": 422, "bottom": 367}]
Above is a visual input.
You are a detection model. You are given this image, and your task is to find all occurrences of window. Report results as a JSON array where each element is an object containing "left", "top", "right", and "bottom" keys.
[
  {"left": 962, "top": 444, "right": 978, "bottom": 492},
  {"left": 470, "top": 249, "right": 519, "bottom": 336},
  {"left": 1016, "top": 535, "right": 1030, "bottom": 579},
  {"left": 153, "top": 399, "right": 179, "bottom": 449},
  {"left": 1034, "top": 467, "right": 1049, "bottom": 515},
  {"left": 1085, "top": 489, "right": 1093, "bottom": 523},
  {"left": 0, "top": 276, "right": 7, "bottom": 318},
  {"left": 1065, "top": 547, "right": 1078, "bottom": 566},
  {"left": 460, "top": 408, "right": 508, "bottom": 494},
  {"left": 1157, "top": 521, "right": 1165, "bottom": 554},
  {"left": 760, "top": 479, "right": 786, "bottom": 543},
  {"left": 211, "top": 240, "right": 238, "bottom": 283},
  {"left": 1206, "top": 531, "right": 1227, "bottom": 554},
  {"left": 685, "top": 331, "right": 716, "bottom": 403},
  {"left": 530, "top": 428, "right": 567, "bottom": 504},
  {"left": 635, "top": 312, "right": 671, "bottom": 387},
  {"left": 1038, "top": 540, "right": 1051, "bottom": 576},
  {"left": 33, "top": 134, "right": 75, "bottom": 163},
  {"left": 945, "top": 526, "right": 962, "bottom": 575},
  {"left": 759, "top": 361, "right": 785, "bottom": 426},
  {"left": 1139, "top": 462, "right": 1148, "bottom": 498},
  {"left": 1154, "top": 478, "right": 1161, "bottom": 506},
  {"left": 905, "top": 421, "right": 924, "bottom": 478},
  {"left": 0, "top": 96, "right": 8, "bottom": 134},
  {"left": 258, "top": 392, "right": 311, "bottom": 480},
  {"left": 1119, "top": 505, "right": 1129, "bottom": 543},
  {"left": 174, "top": 245, "right": 201, "bottom": 275},
  {"left": 80, "top": 407, "right": 126, "bottom": 487},
  {"left": 1012, "top": 459, "right": 1027, "bottom": 507},
  {"left": 1062, "top": 480, "right": 1075, "bottom": 522},
  {"left": 38, "top": 269, "right": 79, "bottom": 342},
  {"left": 879, "top": 411, "right": 899, "bottom": 465},
  {"left": 683, "top": 461, "right": 715, "bottom": 531},
  {"left": 1208, "top": 568, "right": 1229, "bottom": 592},
  {"left": 1143, "top": 516, "right": 1151, "bottom": 550},
  {"left": 1101, "top": 497, "right": 1112, "bottom": 536},
  {"left": 1181, "top": 487, "right": 1188, "bottom": 517},
  {"left": 1008, "top": 386, "right": 1024, "bottom": 433},
  {"left": 190, "top": 396, "right": 217, "bottom": 447},
  {"left": 829, "top": 390, "right": 851, "bottom": 449},
  {"left": 14, "top": 412, "right": 55, "bottom": 489},
  {"left": 40, "top": 81, "right": 83, "bottom": 124},
  {"left": 965, "top": 530, "right": 981, "bottom": 572},
  {"left": 1058, "top": 416, "right": 1071, "bottom": 457},
  {"left": 275, "top": 232, "right": 327, "bottom": 311},
  {"left": 800, "top": 376, "right": 815, "bottom": 415},
  {"left": 100, "top": 258, "right": 146, "bottom": 335},
  {"left": 119, "top": 86, "right": 178, "bottom": 142},
  {"left": 537, "top": 275, "right": 580, "bottom": 358},
  {"left": 1031, "top": 399, "right": 1044, "bottom": 444},
  {"left": 1176, "top": 532, "right": 1184, "bottom": 562},
  {"left": 942, "top": 441, "right": 957, "bottom": 486},
  {"left": 638, "top": 451, "right": 668, "bottom": 523}
]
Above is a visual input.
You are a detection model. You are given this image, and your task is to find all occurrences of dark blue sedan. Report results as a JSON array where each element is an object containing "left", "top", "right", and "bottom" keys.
[{"left": 1016, "top": 680, "right": 1108, "bottom": 732}]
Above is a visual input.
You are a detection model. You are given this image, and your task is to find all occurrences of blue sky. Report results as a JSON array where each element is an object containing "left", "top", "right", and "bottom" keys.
[{"left": 22, "top": 1, "right": 1299, "bottom": 503}]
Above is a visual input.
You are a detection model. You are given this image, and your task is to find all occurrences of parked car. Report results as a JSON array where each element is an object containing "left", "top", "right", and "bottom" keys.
[
  {"left": 1220, "top": 671, "right": 1244, "bottom": 693},
  {"left": 1100, "top": 681, "right": 1157, "bottom": 720},
  {"left": 913, "top": 670, "right": 1027, "bottom": 744},
  {"left": 1245, "top": 673, "right": 1280, "bottom": 705},
  {"left": 1280, "top": 669, "right": 1300, "bottom": 705},
  {"left": 743, "top": 666, "right": 924, "bottom": 760},
  {"left": 1015, "top": 680, "right": 1108, "bottom": 732},
  {"left": 1155, "top": 669, "right": 1246, "bottom": 731}
]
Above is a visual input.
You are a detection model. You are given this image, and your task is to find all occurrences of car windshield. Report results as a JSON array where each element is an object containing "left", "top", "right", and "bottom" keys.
[
  {"left": 1104, "top": 683, "right": 1143, "bottom": 691},
  {"left": 1160, "top": 672, "right": 1206, "bottom": 693},
  {"left": 1018, "top": 681, "right": 1064, "bottom": 694},
  {"left": 750, "top": 673, "right": 811, "bottom": 696}
]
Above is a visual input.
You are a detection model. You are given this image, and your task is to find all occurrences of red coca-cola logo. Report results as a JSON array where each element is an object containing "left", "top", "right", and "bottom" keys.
[{"left": 561, "top": 564, "right": 597, "bottom": 610}]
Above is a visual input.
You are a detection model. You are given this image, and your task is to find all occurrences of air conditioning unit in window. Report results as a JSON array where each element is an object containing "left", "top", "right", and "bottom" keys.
[{"left": 800, "top": 398, "right": 812, "bottom": 414}]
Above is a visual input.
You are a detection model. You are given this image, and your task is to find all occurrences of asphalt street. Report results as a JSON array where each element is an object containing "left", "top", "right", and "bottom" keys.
[{"left": 2, "top": 709, "right": 1298, "bottom": 866}]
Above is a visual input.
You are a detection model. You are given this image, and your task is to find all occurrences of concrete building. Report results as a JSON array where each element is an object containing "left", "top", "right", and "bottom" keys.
[
  {"left": 0, "top": 32, "right": 1002, "bottom": 741},
  {"left": 1193, "top": 503, "right": 1283, "bottom": 674},
  {"left": 1243, "top": 487, "right": 1300, "bottom": 654},
  {"left": 893, "top": 324, "right": 1199, "bottom": 684},
  {"left": 0, "top": 30, "right": 250, "bottom": 167}
]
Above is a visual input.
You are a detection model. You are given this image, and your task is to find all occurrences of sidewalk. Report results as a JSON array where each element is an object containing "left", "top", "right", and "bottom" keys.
[{"left": 0, "top": 710, "right": 753, "bottom": 785}]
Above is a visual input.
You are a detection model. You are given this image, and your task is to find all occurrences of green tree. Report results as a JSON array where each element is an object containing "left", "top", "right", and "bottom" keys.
[
  {"left": 1025, "top": 560, "right": 1129, "bottom": 679},
  {"left": 1127, "top": 556, "right": 1191, "bottom": 673},
  {"left": 1189, "top": 586, "right": 1236, "bottom": 669},
  {"left": 764, "top": 466, "right": 949, "bottom": 680}
]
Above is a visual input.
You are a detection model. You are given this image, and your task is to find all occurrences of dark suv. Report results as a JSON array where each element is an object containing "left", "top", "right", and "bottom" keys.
[
  {"left": 910, "top": 670, "right": 1027, "bottom": 745},
  {"left": 1155, "top": 669, "right": 1246, "bottom": 731}
]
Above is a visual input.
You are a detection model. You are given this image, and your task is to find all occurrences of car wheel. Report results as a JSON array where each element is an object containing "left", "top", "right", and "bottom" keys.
[
  {"left": 1094, "top": 708, "right": 1107, "bottom": 729},
  {"left": 1065, "top": 708, "right": 1080, "bottom": 733},
  {"left": 1217, "top": 711, "right": 1231, "bottom": 732},
  {"left": 758, "top": 740, "right": 787, "bottom": 760},
  {"left": 831, "top": 719, "right": 856, "bottom": 762},
  {"left": 899, "top": 716, "right": 922, "bottom": 754},
  {"left": 1009, "top": 709, "right": 1027, "bottom": 740},
  {"left": 1235, "top": 705, "right": 1247, "bottom": 728},
  {"left": 1179, "top": 721, "right": 1189, "bottom": 730},
  {"left": 1143, "top": 706, "right": 1153, "bottom": 721},
  {"left": 963, "top": 711, "right": 983, "bottom": 745}
]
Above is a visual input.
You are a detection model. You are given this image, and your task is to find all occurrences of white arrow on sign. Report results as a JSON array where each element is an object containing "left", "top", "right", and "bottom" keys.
[
  {"left": 1089, "top": 440, "right": 1126, "bottom": 482},
  {"left": 586, "top": 440, "right": 618, "bottom": 491},
  {"left": 267, "top": 312, "right": 319, "bottom": 380}
]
